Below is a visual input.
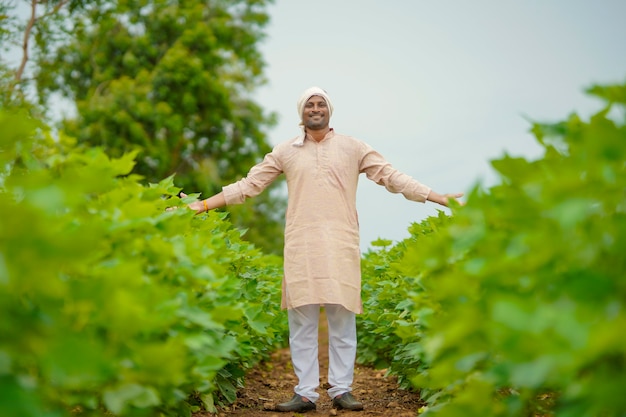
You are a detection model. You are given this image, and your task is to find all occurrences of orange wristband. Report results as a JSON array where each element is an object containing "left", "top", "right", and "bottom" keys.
[{"left": 203, "top": 200, "right": 209, "bottom": 212}]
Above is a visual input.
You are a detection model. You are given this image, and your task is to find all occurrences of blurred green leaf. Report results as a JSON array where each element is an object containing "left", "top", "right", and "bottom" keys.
[{"left": 103, "top": 383, "right": 161, "bottom": 414}]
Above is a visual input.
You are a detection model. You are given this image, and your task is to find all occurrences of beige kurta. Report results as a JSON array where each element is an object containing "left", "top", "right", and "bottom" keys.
[{"left": 222, "top": 129, "right": 431, "bottom": 314}]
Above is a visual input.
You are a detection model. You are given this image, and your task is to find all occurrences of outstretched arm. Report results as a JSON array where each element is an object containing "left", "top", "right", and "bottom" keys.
[
  {"left": 181, "top": 192, "right": 226, "bottom": 214},
  {"left": 426, "top": 190, "right": 464, "bottom": 207}
]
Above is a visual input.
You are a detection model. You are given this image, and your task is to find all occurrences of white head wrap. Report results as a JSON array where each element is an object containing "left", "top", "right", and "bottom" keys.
[{"left": 293, "top": 86, "right": 333, "bottom": 147}]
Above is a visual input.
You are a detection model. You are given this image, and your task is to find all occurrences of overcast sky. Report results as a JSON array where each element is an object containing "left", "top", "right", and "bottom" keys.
[{"left": 253, "top": 0, "right": 626, "bottom": 251}]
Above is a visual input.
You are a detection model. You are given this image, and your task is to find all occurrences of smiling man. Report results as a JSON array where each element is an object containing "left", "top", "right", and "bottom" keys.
[{"left": 184, "top": 86, "right": 463, "bottom": 412}]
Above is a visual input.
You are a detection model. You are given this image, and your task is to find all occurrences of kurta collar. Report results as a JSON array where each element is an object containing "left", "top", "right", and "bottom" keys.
[{"left": 292, "top": 128, "right": 334, "bottom": 147}]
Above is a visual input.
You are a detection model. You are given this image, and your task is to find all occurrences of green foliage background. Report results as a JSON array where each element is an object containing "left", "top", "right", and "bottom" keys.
[
  {"left": 0, "top": 111, "right": 288, "bottom": 417},
  {"left": 2, "top": 0, "right": 286, "bottom": 255},
  {"left": 357, "top": 82, "right": 626, "bottom": 416}
]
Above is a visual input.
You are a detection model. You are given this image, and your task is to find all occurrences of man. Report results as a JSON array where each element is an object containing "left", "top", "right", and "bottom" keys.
[{"left": 184, "top": 87, "right": 463, "bottom": 412}]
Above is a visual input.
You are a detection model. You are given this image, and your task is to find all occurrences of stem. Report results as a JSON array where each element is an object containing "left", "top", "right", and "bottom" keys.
[
  {"left": 41, "top": 0, "right": 70, "bottom": 19},
  {"left": 14, "top": 0, "right": 37, "bottom": 85},
  {"left": 9, "top": 0, "right": 71, "bottom": 100}
]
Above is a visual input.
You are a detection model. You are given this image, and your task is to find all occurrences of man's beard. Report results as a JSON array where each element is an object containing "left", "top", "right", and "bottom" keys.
[{"left": 305, "top": 117, "right": 327, "bottom": 130}]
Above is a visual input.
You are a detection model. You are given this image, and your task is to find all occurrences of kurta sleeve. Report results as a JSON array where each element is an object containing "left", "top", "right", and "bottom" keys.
[
  {"left": 222, "top": 150, "right": 283, "bottom": 206},
  {"left": 359, "top": 143, "right": 431, "bottom": 202}
]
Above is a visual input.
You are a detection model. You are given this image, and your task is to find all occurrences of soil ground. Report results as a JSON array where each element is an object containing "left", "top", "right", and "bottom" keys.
[{"left": 194, "top": 310, "right": 426, "bottom": 417}]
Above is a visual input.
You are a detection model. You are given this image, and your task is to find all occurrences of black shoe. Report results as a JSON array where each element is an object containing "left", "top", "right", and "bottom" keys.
[
  {"left": 276, "top": 394, "right": 316, "bottom": 412},
  {"left": 332, "top": 392, "right": 363, "bottom": 411}
]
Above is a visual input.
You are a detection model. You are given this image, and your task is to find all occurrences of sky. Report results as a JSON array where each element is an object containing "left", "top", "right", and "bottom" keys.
[{"left": 253, "top": 0, "right": 626, "bottom": 251}]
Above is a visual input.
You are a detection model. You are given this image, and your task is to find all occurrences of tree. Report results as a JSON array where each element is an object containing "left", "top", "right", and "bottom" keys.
[
  {"left": 35, "top": 0, "right": 285, "bottom": 254},
  {"left": 0, "top": 0, "right": 86, "bottom": 113}
]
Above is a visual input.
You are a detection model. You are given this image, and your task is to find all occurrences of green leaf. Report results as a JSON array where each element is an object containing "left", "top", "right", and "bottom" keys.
[
  {"left": 201, "top": 393, "right": 217, "bottom": 413},
  {"left": 103, "top": 383, "right": 161, "bottom": 414},
  {"left": 216, "top": 375, "right": 237, "bottom": 404}
]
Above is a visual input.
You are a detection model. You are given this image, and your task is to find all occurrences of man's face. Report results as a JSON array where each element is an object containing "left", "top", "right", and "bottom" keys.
[{"left": 302, "top": 95, "right": 330, "bottom": 130}]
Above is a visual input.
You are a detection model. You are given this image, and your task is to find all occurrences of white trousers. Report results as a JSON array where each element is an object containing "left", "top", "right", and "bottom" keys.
[{"left": 287, "top": 304, "right": 357, "bottom": 402}]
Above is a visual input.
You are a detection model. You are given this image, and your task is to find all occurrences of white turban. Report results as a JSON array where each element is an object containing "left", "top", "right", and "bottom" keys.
[
  {"left": 296, "top": 86, "right": 334, "bottom": 125},
  {"left": 292, "top": 86, "right": 334, "bottom": 147}
]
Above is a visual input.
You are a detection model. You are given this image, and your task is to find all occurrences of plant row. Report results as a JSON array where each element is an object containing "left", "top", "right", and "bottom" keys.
[
  {"left": 357, "top": 82, "right": 626, "bottom": 417},
  {"left": 0, "top": 112, "right": 288, "bottom": 417}
]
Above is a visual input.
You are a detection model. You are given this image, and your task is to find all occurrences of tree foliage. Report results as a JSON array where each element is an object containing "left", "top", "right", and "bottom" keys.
[
  {"left": 0, "top": 0, "right": 87, "bottom": 112},
  {"left": 3, "top": 0, "right": 286, "bottom": 254}
]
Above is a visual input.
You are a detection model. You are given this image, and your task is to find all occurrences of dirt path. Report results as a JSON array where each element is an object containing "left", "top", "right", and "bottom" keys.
[{"left": 196, "top": 310, "right": 425, "bottom": 417}]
